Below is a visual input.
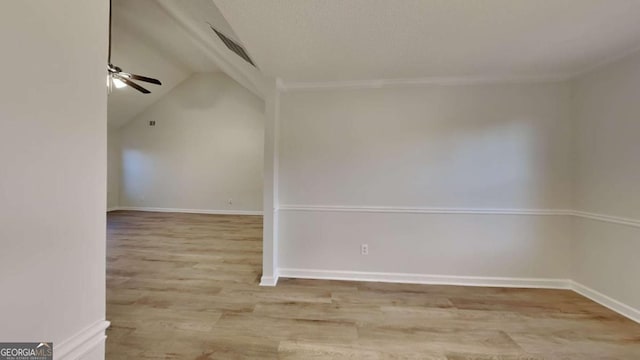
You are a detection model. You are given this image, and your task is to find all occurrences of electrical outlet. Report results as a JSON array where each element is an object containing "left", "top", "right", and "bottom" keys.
[{"left": 361, "top": 244, "right": 369, "bottom": 255}]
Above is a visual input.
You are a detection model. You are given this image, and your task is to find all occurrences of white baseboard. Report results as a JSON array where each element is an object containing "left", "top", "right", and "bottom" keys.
[
  {"left": 114, "top": 206, "right": 263, "bottom": 216},
  {"left": 277, "top": 268, "right": 640, "bottom": 324},
  {"left": 106, "top": 207, "right": 119, "bottom": 212},
  {"left": 55, "top": 320, "right": 110, "bottom": 360},
  {"left": 278, "top": 268, "right": 570, "bottom": 289},
  {"left": 260, "top": 275, "right": 279, "bottom": 286},
  {"left": 571, "top": 281, "right": 640, "bottom": 324}
]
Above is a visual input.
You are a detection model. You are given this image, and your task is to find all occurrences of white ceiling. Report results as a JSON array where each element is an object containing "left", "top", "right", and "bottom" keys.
[
  {"left": 108, "top": 0, "right": 222, "bottom": 128},
  {"left": 214, "top": 0, "right": 640, "bottom": 83}
]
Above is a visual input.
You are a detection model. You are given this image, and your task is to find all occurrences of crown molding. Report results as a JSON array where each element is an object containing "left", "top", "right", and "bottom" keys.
[
  {"left": 569, "top": 44, "right": 640, "bottom": 80},
  {"left": 277, "top": 44, "right": 640, "bottom": 92},
  {"left": 278, "top": 73, "right": 572, "bottom": 92}
]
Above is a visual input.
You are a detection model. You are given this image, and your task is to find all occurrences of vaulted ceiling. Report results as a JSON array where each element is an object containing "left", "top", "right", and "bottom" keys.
[
  {"left": 214, "top": 0, "right": 640, "bottom": 84},
  {"left": 108, "top": 0, "right": 202, "bottom": 127},
  {"left": 108, "top": 0, "right": 264, "bottom": 128},
  {"left": 109, "top": 0, "right": 640, "bottom": 124}
]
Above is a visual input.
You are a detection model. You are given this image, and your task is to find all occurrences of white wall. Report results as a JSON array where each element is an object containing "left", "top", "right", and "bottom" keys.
[
  {"left": 0, "top": 1, "right": 108, "bottom": 359},
  {"left": 108, "top": 126, "right": 121, "bottom": 210},
  {"left": 572, "top": 51, "right": 640, "bottom": 312},
  {"left": 278, "top": 83, "right": 573, "bottom": 281},
  {"left": 119, "top": 72, "right": 264, "bottom": 213}
]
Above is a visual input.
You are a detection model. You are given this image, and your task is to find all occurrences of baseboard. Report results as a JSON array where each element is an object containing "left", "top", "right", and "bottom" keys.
[
  {"left": 278, "top": 268, "right": 570, "bottom": 289},
  {"left": 55, "top": 320, "right": 110, "bottom": 360},
  {"left": 571, "top": 281, "right": 640, "bottom": 324},
  {"left": 260, "top": 275, "right": 279, "bottom": 286},
  {"left": 106, "top": 207, "right": 119, "bottom": 212},
  {"left": 115, "top": 206, "right": 263, "bottom": 216},
  {"left": 277, "top": 269, "right": 640, "bottom": 323}
]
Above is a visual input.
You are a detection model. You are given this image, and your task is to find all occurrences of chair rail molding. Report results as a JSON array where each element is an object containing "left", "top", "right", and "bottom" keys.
[{"left": 278, "top": 204, "right": 640, "bottom": 228}]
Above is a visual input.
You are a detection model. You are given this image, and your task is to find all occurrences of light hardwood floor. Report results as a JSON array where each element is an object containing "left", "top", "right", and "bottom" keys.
[{"left": 106, "top": 211, "right": 640, "bottom": 359}]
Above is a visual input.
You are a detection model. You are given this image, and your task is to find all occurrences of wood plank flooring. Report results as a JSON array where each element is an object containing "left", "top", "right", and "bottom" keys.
[{"left": 106, "top": 211, "right": 640, "bottom": 359}]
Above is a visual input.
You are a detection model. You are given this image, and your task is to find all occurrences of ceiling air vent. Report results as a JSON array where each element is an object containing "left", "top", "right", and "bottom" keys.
[{"left": 210, "top": 26, "right": 256, "bottom": 67}]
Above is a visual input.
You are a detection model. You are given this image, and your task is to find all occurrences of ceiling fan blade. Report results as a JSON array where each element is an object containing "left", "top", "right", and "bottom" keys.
[
  {"left": 123, "top": 73, "right": 162, "bottom": 86},
  {"left": 114, "top": 74, "right": 151, "bottom": 94}
]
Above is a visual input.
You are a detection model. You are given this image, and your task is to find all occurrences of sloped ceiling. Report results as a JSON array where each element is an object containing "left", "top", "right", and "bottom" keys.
[
  {"left": 214, "top": 0, "right": 640, "bottom": 83},
  {"left": 107, "top": 0, "right": 267, "bottom": 128},
  {"left": 108, "top": 0, "right": 206, "bottom": 127},
  {"left": 155, "top": 0, "right": 266, "bottom": 95},
  {"left": 108, "top": 0, "right": 267, "bottom": 128}
]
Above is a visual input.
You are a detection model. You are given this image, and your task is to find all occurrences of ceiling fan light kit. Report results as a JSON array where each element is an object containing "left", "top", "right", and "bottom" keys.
[
  {"left": 107, "top": 0, "right": 162, "bottom": 94},
  {"left": 111, "top": 77, "right": 127, "bottom": 89}
]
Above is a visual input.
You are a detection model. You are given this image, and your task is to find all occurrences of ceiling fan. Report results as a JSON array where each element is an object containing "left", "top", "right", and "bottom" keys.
[{"left": 107, "top": 0, "right": 162, "bottom": 94}]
